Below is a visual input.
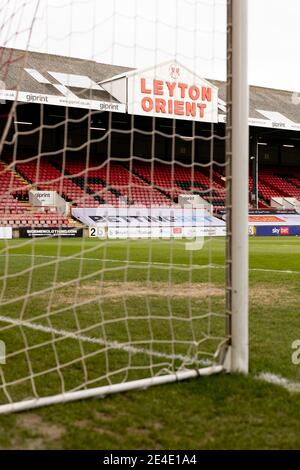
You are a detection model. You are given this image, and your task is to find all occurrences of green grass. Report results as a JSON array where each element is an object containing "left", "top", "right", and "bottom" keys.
[{"left": 0, "top": 237, "right": 300, "bottom": 449}]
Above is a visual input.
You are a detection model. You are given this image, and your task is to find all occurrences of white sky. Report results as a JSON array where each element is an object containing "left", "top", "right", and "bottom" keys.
[{"left": 1, "top": 0, "right": 300, "bottom": 92}]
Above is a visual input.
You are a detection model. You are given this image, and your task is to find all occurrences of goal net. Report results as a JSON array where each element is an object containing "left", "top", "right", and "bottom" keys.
[{"left": 0, "top": 0, "right": 248, "bottom": 414}]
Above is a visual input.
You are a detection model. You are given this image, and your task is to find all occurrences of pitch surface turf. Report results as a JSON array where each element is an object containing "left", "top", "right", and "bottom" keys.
[{"left": 0, "top": 237, "right": 299, "bottom": 449}]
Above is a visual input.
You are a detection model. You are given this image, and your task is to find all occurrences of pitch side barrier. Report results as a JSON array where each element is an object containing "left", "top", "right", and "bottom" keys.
[
  {"left": 72, "top": 207, "right": 226, "bottom": 239},
  {"left": 249, "top": 225, "right": 300, "bottom": 236}
]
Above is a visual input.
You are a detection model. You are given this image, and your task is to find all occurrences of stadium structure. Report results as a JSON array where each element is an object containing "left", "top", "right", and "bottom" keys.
[
  {"left": 1, "top": 1, "right": 300, "bottom": 450},
  {"left": 1, "top": 47, "right": 300, "bottom": 239}
]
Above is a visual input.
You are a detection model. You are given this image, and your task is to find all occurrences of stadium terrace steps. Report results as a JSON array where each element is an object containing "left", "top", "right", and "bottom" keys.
[
  {"left": 257, "top": 168, "right": 300, "bottom": 201},
  {"left": 13, "top": 158, "right": 97, "bottom": 207},
  {"left": 50, "top": 161, "right": 107, "bottom": 206},
  {"left": 60, "top": 159, "right": 172, "bottom": 207},
  {"left": 3, "top": 156, "right": 300, "bottom": 228},
  {"left": 213, "top": 166, "right": 293, "bottom": 207},
  {"left": 132, "top": 162, "right": 226, "bottom": 211},
  {"left": 0, "top": 160, "right": 74, "bottom": 228},
  {"left": 0, "top": 160, "right": 33, "bottom": 227}
]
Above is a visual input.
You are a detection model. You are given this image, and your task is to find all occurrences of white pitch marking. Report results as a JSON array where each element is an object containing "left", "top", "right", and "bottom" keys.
[
  {"left": 1, "top": 254, "right": 300, "bottom": 274},
  {"left": 257, "top": 372, "right": 300, "bottom": 394},
  {"left": 0, "top": 253, "right": 212, "bottom": 269},
  {"left": 0, "top": 314, "right": 196, "bottom": 364},
  {"left": 250, "top": 268, "right": 300, "bottom": 274}
]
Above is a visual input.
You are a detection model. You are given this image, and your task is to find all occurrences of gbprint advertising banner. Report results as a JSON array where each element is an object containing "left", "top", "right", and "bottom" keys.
[{"left": 0, "top": 89, "right": 125, "bottom": 113}]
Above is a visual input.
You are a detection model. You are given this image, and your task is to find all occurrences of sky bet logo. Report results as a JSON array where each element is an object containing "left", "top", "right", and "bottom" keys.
[
  {"left": 0, "top": 340, "right": 6, "bottom": 364},
  {"left": 272, "top": 227, "right": 289, "bottom": 235}
]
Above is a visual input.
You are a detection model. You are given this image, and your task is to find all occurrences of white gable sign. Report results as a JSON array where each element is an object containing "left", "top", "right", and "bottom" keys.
[{"left": 127, "top": 61, "right": 218, "bottom": 123}]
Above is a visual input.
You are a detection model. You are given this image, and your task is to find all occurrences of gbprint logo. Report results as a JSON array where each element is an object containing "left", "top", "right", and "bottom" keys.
[
  {"left": 272, "top": 122, "right": 285, "bottom": 128},
  {"left": 26, "top": 94, "right": 49, "bottom": 103},
  {"left": 0, "top": 340, "right": 6, "bottom": 364},
  {"left": 36, "top": 192, "right": 51, "bottom": 198}
]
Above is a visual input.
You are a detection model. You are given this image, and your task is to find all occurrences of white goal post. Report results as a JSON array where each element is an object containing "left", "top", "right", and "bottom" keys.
[
  {"left": 0, "top": 0, "right": 248, "bottom": 414},
  {"left": 226, "top": 0, "right": 249, "bottom": 373}
]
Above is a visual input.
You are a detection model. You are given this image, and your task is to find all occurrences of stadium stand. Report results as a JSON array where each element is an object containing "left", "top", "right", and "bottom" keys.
[
  {"left": 60, "top": 159, "right": 172, "bottom": 207},
  {"left": 0, "top": 160, "right": 71, "bottom": 228},
  {"left": 14, "top": 158, "right": 97, "bottom": 208},
  {"left": 2, "top": 48, "right": 300, "bottom": 230},
  {"left": 132, "top": 162, "right": 226, "bottom": 211},
  {"left": 258, "top": 167, "right": 300, "bottom": 201},
  {"left": 3, "top": 154, "right": 300, "bottom": 230}
]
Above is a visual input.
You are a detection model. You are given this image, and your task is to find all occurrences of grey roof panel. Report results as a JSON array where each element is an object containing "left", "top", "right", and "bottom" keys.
[
  {"left": 0, "top": 47, "right": 132, "bottom": 102},
  {"left": 0, "top": 48, "right": 299, "bottom": 125}
]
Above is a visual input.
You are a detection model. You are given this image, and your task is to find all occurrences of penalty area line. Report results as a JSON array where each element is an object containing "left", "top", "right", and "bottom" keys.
[
  {"left": 1, "top": 254, "right": 300, "bottom": 274},
  {"left": 0, "top": 253, "right": 213, "bottom": 269},
  {"left": 0, "top": 314, "right": 198, "bottom": 365},
  {"left": 256, "top": 372, "right": 300, "bottom": 394}
]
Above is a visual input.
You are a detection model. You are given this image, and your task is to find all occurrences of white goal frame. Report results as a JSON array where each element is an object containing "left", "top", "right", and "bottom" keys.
[
  {"left": 226, "top": 0, "right": 249, "bottom": 373},
  {"left": 0, "top": 0, "right": 248, "bottom": 414}
]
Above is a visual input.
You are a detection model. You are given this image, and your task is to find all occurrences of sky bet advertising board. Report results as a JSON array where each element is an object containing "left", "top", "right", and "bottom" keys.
[{"left": 254, "top": 226, "right": 300, "bottom": 236}]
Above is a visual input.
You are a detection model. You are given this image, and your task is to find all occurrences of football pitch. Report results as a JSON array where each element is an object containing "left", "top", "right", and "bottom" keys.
[{"left": 0, "top": 237, "right": 299, "bottom": 449}]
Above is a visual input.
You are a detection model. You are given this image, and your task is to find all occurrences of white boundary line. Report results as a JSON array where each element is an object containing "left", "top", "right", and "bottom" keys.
[
  {"left": 0, "top": 253, "right": 206, "bottom": 268},
  {"left": 1, "top": 253, "right": 300, "bottom": 274},
  {"left": 257, "top": 372, "right": 300, "bottom": 394},
  {"left": 0, "top": 314, "right": 199, "bottom": 365},
  {"left": 250, "top": 268, "right": 300, "bottom": 274}
]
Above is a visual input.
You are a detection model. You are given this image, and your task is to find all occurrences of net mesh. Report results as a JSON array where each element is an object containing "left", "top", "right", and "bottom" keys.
[{"left": 0, "top": 0, "right": 229, "bottom": 411}]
